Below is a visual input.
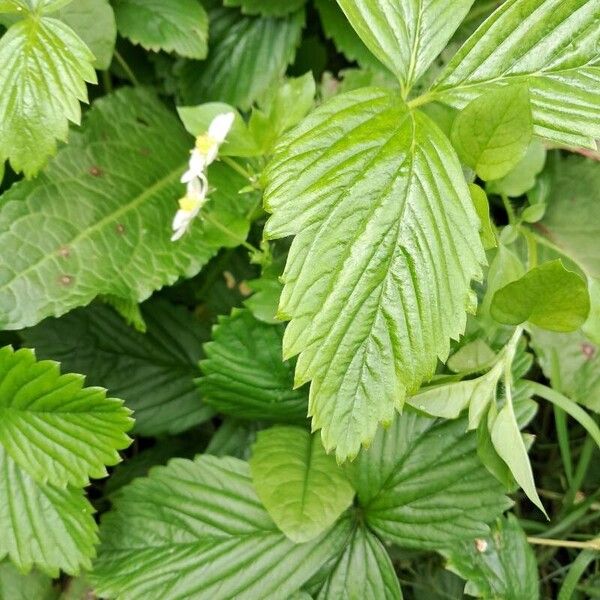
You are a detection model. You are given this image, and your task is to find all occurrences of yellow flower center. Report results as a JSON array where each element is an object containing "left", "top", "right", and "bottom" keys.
[
  {"left": 179, "top": 195, "right": 200, "bottom": 212},
  {"left": 195, "top": 134, "right": 218, "bottom": 155}
]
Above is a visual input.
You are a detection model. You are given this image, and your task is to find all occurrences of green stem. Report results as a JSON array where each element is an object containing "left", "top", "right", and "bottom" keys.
[
  {"left": 114, "top": 50, "right": 140, "bottom": 86},
  {"left": 563, "top": 434, "right": 596, "bottom": 510},
  {"left": 501, "top": 194, "right": 516, "bottom": 225},
  {"left": 407, "top": 92, "right": 435, "bottom": 109},
  {"left": 102, "top": 70, "right": 113, "bottom": 94},
  {"left": 528, "top": 537, "right": 600, "bottom": 550},
  {"left": 221, "top": 156, "right": 256, "bottom": 184},
  {"left": 558, "top": 549, "right": 598, "bottom": 600},
  {"left": 203, "top": 213, "right": 259, "bottom": 254},
  {"left": 528, "top": 382, "right": 600, "bottom": 449}
]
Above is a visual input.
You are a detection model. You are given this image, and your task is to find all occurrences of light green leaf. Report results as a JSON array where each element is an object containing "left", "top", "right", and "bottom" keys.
[
  {"left": 55, "top": 0, "right": 116, "bottom": 70},
  {"left": 177, "top": 102, "right": 260, "bottom": 157},
  {"left": 491, "top": 260, "right": 590, "bottom": 331},
  {"left": 347, "top": 410, "right": 510, "bottom": 549},
  {"left": 243, "top": 277, "right": 283, "bottom": 324},
  {"left": 0, "top": 13, "right": 96, "bottom": 176},
  {"left": 407, "top": 360, "right": 503, "bottom": 424},
  {"left": 250, "top": 426, "right": 354, "bottom": 543},
  {"left": 91, "top": 455, "right": 352, "bottom": 600},
  {"left": 314, "top": 0, "right": 383, "bottom": 71},
  {"left": 0, "top": 561, "right": 57, "bottom": 600},
  {"left": 224, "top": 0, "right": 307, "bottom": 17},
  {"left": 249, "top": 73, "right": 316, "bottom": 153},
  {"left": 431, "top": 0, "right": 600, "bottom": 149},
  {"left": 442, "top": 514, "right": 539, "bottom": 599},
  {"left": 0, "top": 87, "right": 254, "bottom": 331},
  {"left": 490, "top": 403, "right": 545, "bottom": 514},
  {"left": 486, "top": 139, "right": 546, "bottom": 198},
  {"left": 113, "top": 0, "right": 208, "bottom": 59},
  {"left": 0, "top": 346, "right": 132, "bottom": 487},
  {"left": 451, "top": 84, "right": 532, "bottom": 180},
  {"left": 0, "top": 447, "right": 97, "bottom": 577},
  {"left": 199, "top": 309, "right": 308, "bottom": 423},
  {"left": 336, "top": 0, "right": 475, "bottom": 94},
  {"left": 315, "top": 524, "right": 403, "bottom": 600},
  {"left": 264, "top": 88, "right": 485, "bottom": 461},
  {"left": 180, "top": 6, "right": 304, "bottom": 110},
  {"left": 22, "top": 300, "right": 214, "bottom": 436},
  {"left": 469, "top": 183, "right": 497, "bottom": 249},
  {"left": 447, "top": 338, "right": 497, "bottom": 373}
]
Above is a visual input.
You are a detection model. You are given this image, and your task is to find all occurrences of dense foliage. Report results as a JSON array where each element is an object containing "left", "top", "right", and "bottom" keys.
[{"left": 0, "top": 0, "right": 599, "bottom": 598}]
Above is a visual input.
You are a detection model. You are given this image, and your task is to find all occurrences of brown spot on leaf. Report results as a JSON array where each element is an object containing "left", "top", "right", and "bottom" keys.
[
  {"left": 223, "top": 271, "right": 236, "bottom": 289},
  {"left": 582, "top": 342, "right": 596, "bottom": 360},
  {"left": 138, "top": 147, "right": 151, "bottom": 157},
  {"left": 474, "top": 538, "right": 488, "bottom": 553},
  {"left": 115, "top": 223, "right": 125, "bottom": 235},
  {"left": 59, "top": 275, "right": 74, "bottom": 286},
  {"left": 89, "top": 165, "right": 103, "bottom": 177},
  {"left": 238, "top": 281, "right": 252, "bottom": 297},
  {"left": 58, "top": 245, "right": 71, "bottom": 258}
]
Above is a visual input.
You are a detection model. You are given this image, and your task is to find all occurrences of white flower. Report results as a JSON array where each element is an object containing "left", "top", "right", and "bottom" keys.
[
  {"left": 180, "top": 112, "right": 235, "bottom": 183},
  {"left": 171, "top": 175, "right": 208, "bottom": 241}
]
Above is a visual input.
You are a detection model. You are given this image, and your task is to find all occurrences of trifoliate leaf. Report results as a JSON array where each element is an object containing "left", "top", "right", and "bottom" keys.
[
  {"left": 469, "top": 183, "right": 497, "bottom": 249},
  {"left": 0, "top": 447, "right": 97, "bottom": 577},
  {"left": 91, "top": 455, "right": 352, "bottom": 600},
  {"left": 179, "top": 5, "right": 304, "bottom": 110},
  {"left": 432, "top": 0, "right": 600, "bottom": 149},
  {"left": 0, "top": 561, "right": 57, "bottom": 600},
  {"left": 0, "top": 346, "right": 132, "bottom": 487},
  {"left": 314, "top": 0, "right": 383, "bottom": 71},
  {"left": 347, "top": 410, "right": 510, "bottom": 549},
  {"left": 0, "top": 13, "right": 96, "bottom": 176},
  {"left": 264, "top": 88, "right": 485, "bottom": 462},
  {"left": 451, "top": 84, "right": 533, "bottom": 181},
  {"left": 55, "top": 0, "right": 116, "bottom": 70},
  {"left": 491, "top": 260, "right": 590, "bottom": 332},
  {"left": 223, "top": 0, "right": 307, "bottom": 17},
  {"left": 442, "top": 515, "right": 539, "bottom": 599},
  {"left": 336, "top": 0, "right": 475, "bottom": 94},
  {"left": 486, "top": 139, "right": 547, "bottom": 198},
  {"left": 199, "top": 309, "right": 308, "bottom": 423},
  {"left": 0, "top": 87, "right": 254, "bottom": 330},
  {"left": 250, "top": 426, "right": 354, "bottom": 543},
  {"left": 113, "top": 0, "right": 208, "bottom": 59},
  {"left": 314, "top": 524, "right": 403, "bottom": 600},
  {"left": 22, "top": 300, "right": 213, "bottom": 437}
]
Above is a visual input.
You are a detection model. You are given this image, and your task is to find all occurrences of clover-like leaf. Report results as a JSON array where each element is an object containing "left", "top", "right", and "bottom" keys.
[{"left": 264, "top": 88, "right": 484, "bottom": 461}]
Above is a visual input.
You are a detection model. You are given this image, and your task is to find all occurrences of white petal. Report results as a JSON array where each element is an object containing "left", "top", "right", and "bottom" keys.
[
  {"left": 172, "top": 209, "right": 192, "bottom": 232},
  {"left": 171, "top": 226, "right": 187, "bottom": 242},
  {"left": 187, "top": 177, "right": 205, "bottom": 199},
  {"left": 180, "top": 169, "right": 195, "bottom": 183},
  {"left": 189, "top": 149, "right": 207, "bottom": 173},
  {"left": 208, "top": 112, "right": 235, "bottom": 143}
]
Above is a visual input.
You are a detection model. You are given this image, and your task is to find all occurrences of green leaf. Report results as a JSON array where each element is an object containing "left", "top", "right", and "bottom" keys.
[
  {"left": 0, "top": 561, "right": 57, "bottom": 600},
  {"left": 0, "top": 447, "right": 97, "bottom": 577},
  {"left": 223, "top": 0, "right": 307, "bottom": 17},
  {"left": 91, "top": 455, "right": 352, "bottom": 600},
  {"left": 491, "top": 260, "right": 590, "bottom": 331},
  {"left": 0, "top": 346, "right": 132, "bottom": 487},
  {"left": 199, "top": 309, "right": 308, "bottom": 423},
  {"left": 408, "top": 360, "right": 503, "bottom": 425},
  {"left": 113, "top": 0, "right": 208, "bottom": 59},
  {"left": 0, "top": 13, "right": 96, "bottom": 176},
  {"left": 486, "top": 139, "right": 547, "bottom": 198},
  {"left": 243, "top": 277, "right": 283, "bottom": 324},
  {"left": 469, "top": 183, "right": 497, "bottom": 250},
  {"left": 451, "top": 84, "right": 532, "bottom": 181},
  {"left": 180, "top": 6, "right": 304, "bottom": 110},
  {"left": 347, "top": 410, "right": 510, "bottom": 549},
  {"left": 22, "top": 300, "right": 214, "bottom": 437},
  {"left": 447, "top": 338, "right": 496, "bottom": 373},
  {"left": 0, "top": 87, "right": 253, "bottom": 330},
  {"left": 529, "top": 327, "right": 600, "bottom": 413},
  {"left": 314, "top": 524, "right": 403, "bottom": 599},
  {"left": 336, "top": 0, "right": 475, "bottom": 94},
  {"left": 177, "top": 102, "right": 260, "bottom": 157},
  {"left": 314, "top": 0, "right": 383, "bottom": 71},
  {"left": 431, "top": 0, "right": 600, "bottom": 149},
  {"left": 264, "top": 88, "right": 485, "bottom": 461},
  {"left": 442, "top": 514, "right": 539, "bottom": 599},
  {"left": 55, "top": 0, "right": 116, "bottom": 70},
  {"left": 249, "top": 426, "right": 354, "bottom": 543}
]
